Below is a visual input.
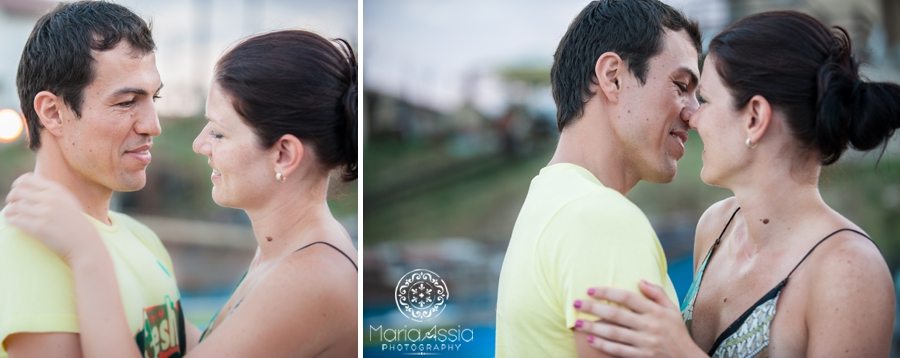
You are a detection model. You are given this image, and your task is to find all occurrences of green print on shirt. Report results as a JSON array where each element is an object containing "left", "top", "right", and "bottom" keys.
[{"left": 135, "top": 295, "right": 185, "bottom": 358}]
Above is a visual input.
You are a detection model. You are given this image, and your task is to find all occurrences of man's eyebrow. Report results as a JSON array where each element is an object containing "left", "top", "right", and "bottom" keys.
[{"left": 111, "top": 83, "right": 164, "bottom": 97}]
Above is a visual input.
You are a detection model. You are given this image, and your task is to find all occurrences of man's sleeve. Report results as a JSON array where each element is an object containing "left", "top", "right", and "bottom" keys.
[
  {"left": 543, "top": 196, "right": 669, "bottom": 329},
  {"left": 0, "top": 227, "right": 79, "bottom": 350}
]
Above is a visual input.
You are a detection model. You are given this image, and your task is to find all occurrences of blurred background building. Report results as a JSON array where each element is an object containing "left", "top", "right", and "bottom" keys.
[
  {"left": 0, "top": 0, "right": 357, "bottom": 328},
  {"left": 363, "top": 0, "right": 900, "bottom": 356}
]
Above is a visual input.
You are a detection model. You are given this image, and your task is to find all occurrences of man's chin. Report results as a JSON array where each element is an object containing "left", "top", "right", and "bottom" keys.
[
  {"left": 114, "top": 174, "right": 147, "bottom": 192},
  {"left": 645, "top": 163, "right": 678, "bottom": 184}
]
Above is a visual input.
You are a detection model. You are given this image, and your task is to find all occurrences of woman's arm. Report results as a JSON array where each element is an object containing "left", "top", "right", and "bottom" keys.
[{"left": 4, "top": 173, "right": 140, "bottom": 358}]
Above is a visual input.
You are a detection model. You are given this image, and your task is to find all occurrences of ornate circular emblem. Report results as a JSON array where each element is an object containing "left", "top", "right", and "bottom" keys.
[{"left": 395, "top": 269, "right": 449, "bottom": 322}]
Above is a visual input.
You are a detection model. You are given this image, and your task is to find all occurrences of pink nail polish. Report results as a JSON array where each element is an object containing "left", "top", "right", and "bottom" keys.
[
  {"left": 574, "top": 300, "right": 582, "bottom": 309},
  {"left": 575, "top": 320, "right": 583, "bottom": 328},
  {"left": 587, "top": 288, "right": 596, "bottom": 296},
  {"left": 588, "top": 335, "right": 595, "bottom": 343}
]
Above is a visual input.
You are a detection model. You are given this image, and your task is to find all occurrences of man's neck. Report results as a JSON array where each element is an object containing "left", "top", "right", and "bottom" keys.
[
  {"left": 548, "top": 117, "right": 639, "bottom": 195},
  {"left": 33, "top": 151, "right": 113, "bottom": 225}
]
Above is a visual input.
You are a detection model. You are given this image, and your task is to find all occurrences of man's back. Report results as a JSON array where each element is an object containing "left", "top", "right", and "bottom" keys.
[
  {"left": 0, "top": 210, "right": 185, "bottom": 357},
  {"left": 495, "top": 163, "right": 676, "bottom": 357}
]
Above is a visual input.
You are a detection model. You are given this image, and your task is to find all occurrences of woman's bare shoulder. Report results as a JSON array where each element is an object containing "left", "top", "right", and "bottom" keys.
[{"left": 692, "top": 197, "right": 739, "bottom": 268}]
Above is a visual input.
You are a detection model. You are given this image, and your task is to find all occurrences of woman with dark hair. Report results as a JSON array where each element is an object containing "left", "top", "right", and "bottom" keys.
[
  {"left": 571, "top": 11, "right": 900, "bottom": 357},
  {"left": 4, "top": 30, "right": 357, "bottom": 356}
]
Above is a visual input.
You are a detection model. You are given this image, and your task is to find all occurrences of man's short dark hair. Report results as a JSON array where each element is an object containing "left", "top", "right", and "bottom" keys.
[
  {"left": 16, "top": 1, "right": 156, "bottom": 150},
  {"left": 551, "top": 0, "right": 701, "bottom": 131}
]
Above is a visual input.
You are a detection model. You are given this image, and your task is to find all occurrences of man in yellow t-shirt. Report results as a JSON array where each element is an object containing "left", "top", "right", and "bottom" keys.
[
  {"left": 0, "top": 2, "right": 189, "bottom": 356},
  {"left": 495, "top": 1, "right": 701, "bottom": 356}
]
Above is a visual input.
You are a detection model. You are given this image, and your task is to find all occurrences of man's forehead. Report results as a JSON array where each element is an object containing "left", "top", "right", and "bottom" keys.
[
  {"left": 654, "top": 30, "right": 700, "bottom": 80},
  {"left": 89, "top": 46, "right": 161, "bottom": 95}
]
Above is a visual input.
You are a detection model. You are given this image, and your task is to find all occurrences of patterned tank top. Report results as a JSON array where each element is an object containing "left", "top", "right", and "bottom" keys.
[{"left": 680, "top": 208, "right": 870, "bottom": 357}]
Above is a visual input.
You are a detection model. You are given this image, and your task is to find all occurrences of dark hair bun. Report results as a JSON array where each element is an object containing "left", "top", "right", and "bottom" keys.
[
  {"left": 816, "top": 28, "right": 900, "bottom": 164},
  {"left": 336, "top": 38, "right": 357, "bottom": 182},
  {"left": 341, "top": 80, "right": 358, "bottom": 182},
  {"left": 847, "top": 82, "right": 900, "bottom": 153}
]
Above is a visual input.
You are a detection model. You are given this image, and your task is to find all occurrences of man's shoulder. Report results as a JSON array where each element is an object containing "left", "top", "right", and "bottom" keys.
[
  {"left": 0, "top": 216, "right": 69, "bottom": 273},
  {"left": 551, "top": 189, "right": 649, "bottom": 227},
  {"left": 0, "top": 216, "right": 37, "bottom": 250},
  {"left": 533, "top": 190, "right": 657, "bottom": 255}
]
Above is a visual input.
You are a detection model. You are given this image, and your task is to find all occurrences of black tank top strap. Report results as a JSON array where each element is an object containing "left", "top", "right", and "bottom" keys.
[
  {"left": 785, "top": 228, "right": 871, "bottom": 279},
  {"left": 295, "top": 241, "right": 358, "bottom": 271},
  {"left": 715, "top": 207, "right": 742, "bottom": 245},
  {"left": 694, "top": 207, "right": 742, "bottom": 280}
]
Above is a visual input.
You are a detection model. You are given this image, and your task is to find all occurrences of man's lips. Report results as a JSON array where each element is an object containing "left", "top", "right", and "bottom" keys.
[
  {"left": 125, "top": 143, "right": 152, "bottom": 154},
  {"left": 670, "top": 130, "right": 688, "bottom": 144}
]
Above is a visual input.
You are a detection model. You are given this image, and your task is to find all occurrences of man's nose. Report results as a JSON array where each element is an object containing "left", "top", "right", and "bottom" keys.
[
  {"left": 681, "top": 95, "right": 699, "bottom": 125},
  {"left": 136, "top": 106, "right": 161, "bottom": 137}
]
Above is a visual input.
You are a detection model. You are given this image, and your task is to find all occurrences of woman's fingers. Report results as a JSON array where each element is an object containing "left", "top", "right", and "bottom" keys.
[
  {"left": 574, "top": 298, "right": 642, "bottom": 329},
  {"left": 586, "top": 334, "right": 647, "bottom": 358},
  {"left": 575, "top": 319, "right": 647, "bottom": 347},
  {"left": 587, "top": 286, "right": 655, "bottom": 314},
  {"left": 638, "top": 280, "right": 676, "bottom": 309}
]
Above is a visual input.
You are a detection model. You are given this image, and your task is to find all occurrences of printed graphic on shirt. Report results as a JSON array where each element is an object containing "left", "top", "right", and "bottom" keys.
[{"left": 135, "top": 295, "right": 185, "bottom": 358}]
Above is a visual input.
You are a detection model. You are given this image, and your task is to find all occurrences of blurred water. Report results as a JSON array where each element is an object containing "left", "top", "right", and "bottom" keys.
[{"left": 180, "top": 291, "right": 231, "bottom": 330}]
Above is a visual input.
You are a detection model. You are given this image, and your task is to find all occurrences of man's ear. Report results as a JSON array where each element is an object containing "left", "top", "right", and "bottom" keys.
[
  {"left": 33, "top": 91, "right": 64, "bottom": 137},
  {"left": 272, "top": 134, "right": 305, "bottom": 180},
  {"left": 593, "top": 52, "right": 624, "bottom": 103},
  {"left": 744, "top": 95, "right": 772, "bottom": 145}
]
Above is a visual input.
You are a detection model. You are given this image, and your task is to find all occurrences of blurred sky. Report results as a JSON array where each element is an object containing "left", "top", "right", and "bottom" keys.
[
  {"left": 364, "top": 0, "right": 728, "bottom": 116},
  {"left": 0, "top": 0, "right": 357, "bottom": 119}
]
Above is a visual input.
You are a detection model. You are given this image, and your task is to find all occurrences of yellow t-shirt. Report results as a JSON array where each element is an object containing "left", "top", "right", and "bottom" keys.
[
  {"left": 0, "top": 210, "right": 185, "bottom": 357},
  {"left": 496, "top": 163, "right": 677, "bottom": 357}
]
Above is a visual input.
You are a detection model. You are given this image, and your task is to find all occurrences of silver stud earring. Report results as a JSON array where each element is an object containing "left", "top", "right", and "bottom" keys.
[
  {"left": 745, "top": 138, "right": 757, "bottom": 149},
  {"left": 275, "top": 172, "right": 285, "bottom": 182}
]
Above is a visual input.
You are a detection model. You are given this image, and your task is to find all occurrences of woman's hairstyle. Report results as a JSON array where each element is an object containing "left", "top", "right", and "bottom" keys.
[
  {"left": 215, "top": 30, "right": 357, "bottom": 181},
  {"left": 709, "top": 11, "right": 900, "bottom": 165}
]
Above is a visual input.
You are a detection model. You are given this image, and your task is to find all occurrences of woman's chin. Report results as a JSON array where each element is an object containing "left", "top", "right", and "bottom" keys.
[
  {"left": 699, "top": 167, "right": 718, "bottom": 187},
  {"left": 211, "top": 189, "right": 237, "bottom": 209}
]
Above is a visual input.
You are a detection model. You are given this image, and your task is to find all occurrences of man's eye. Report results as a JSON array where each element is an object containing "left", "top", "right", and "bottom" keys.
[{"left": 117, "top": 100, "right": 135, "bottom": 107}]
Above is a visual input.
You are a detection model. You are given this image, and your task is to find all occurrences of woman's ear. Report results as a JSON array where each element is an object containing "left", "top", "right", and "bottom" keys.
[
  {"left": 34, "top": 91, "right": 64, "bottom": 137},
  {"left": 593, "top": 52, "right": 624, "bottom": 103},
  {"left": 745, "top": 95, "right": 772, "bottom": 146},
  {"left": 273, "top": 134, "right": 304, "bottom": 180}
]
